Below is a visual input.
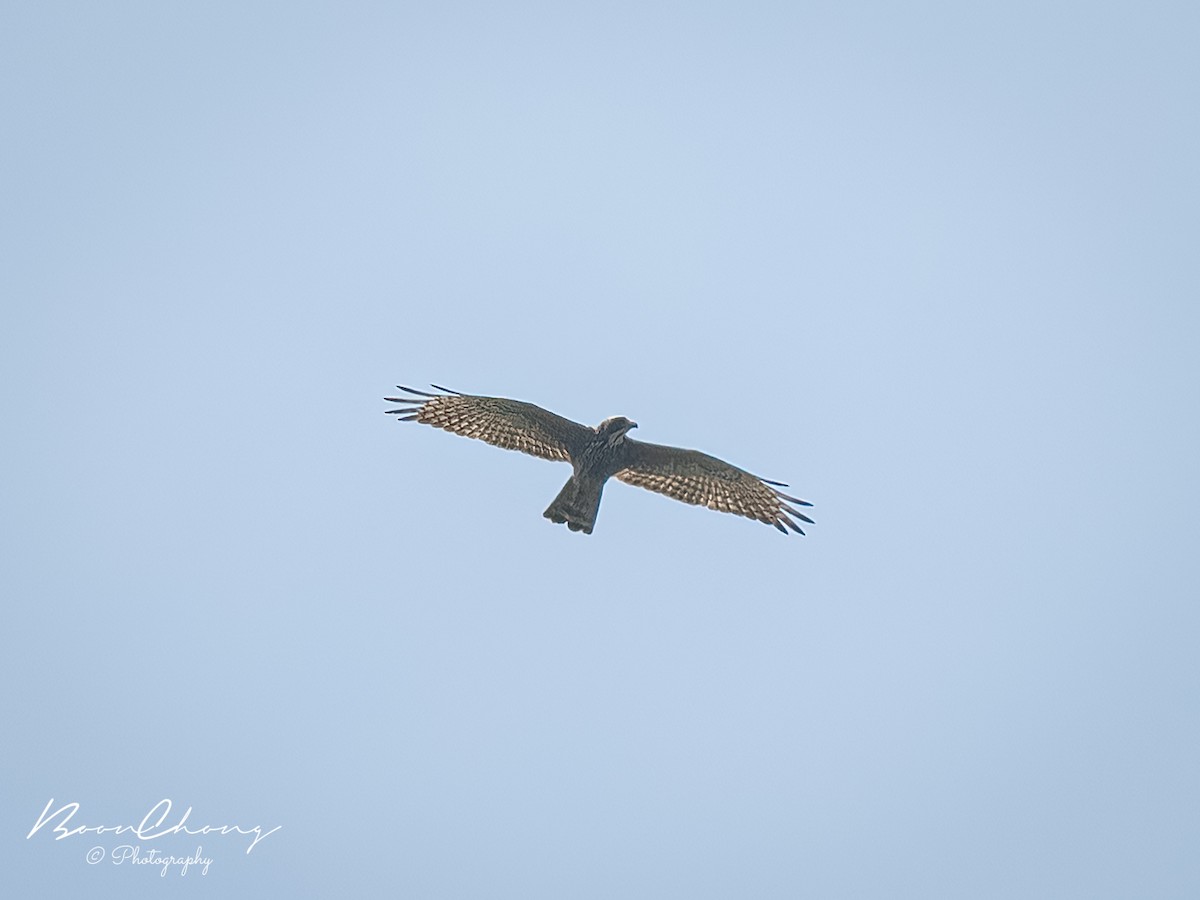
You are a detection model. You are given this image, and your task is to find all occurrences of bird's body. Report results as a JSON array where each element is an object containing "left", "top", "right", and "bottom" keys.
[
  {"left": 543, "top": 415, "right": 638, "bottom": 533},
  {"left": 384, "top": 385, "right": 813, "bottom": 535}
]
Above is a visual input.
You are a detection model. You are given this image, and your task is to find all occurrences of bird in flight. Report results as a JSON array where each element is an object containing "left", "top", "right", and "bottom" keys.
[{"left": 384, "top": 385, "right": 813, "bottom": 536}]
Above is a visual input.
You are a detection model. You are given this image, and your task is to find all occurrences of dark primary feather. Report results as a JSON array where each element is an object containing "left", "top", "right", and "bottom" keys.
[
  {"left": 383, "top": 385, "right": 593, "bottom": 463},
  {"left": 615, "top": 439, "right": 814, "bottom": 534}
]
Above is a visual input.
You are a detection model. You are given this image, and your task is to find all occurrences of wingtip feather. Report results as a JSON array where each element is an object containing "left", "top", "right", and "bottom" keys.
[{"left": 778, "top": 512, "right": 808, "bottom": 535}]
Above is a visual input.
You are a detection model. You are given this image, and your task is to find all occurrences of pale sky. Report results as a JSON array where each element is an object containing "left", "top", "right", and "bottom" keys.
[{"left": 3, "top": 2, "right": 1198, "bottom": 897}]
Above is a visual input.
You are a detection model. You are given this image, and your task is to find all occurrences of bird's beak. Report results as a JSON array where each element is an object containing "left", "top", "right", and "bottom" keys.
[{"left": 630, "top": 422, "right": 638, "bottom": 430}]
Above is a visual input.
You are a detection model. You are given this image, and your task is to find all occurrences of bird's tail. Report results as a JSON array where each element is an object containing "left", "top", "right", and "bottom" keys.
[{"left": 543, "top": 475, "right": 604, "bottom": 535}]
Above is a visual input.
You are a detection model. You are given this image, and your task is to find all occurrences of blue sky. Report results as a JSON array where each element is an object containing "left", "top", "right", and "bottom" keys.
[{"left": 3, "top": 2, "right": 1198, "bottom": 897}]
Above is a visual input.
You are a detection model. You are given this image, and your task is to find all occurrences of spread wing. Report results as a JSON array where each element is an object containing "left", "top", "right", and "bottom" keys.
[
  {"left": 616, "top": 439, "right": 814, "bottom": 534},
  {"left": 383, "top": 385, "right": 593, "bottom": 463}
]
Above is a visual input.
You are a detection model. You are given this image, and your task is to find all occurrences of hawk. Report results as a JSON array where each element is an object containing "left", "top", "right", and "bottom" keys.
[{"left": 384, "top": 385, "right": 814, "bottom": 536}]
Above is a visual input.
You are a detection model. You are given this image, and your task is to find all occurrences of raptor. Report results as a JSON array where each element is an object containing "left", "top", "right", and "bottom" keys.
[{"left": 384, "top": 385, "right": 813, "bottom": 536}]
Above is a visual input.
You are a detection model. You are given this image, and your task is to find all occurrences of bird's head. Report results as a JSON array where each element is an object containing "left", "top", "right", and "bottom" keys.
[{"left": 598, "top": 416, "right": 638, "bottom": 446}]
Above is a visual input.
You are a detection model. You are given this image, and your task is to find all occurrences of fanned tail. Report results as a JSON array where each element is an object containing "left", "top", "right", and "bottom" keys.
[{"left": 543, "top": 475, "right": 605, "bottom": 535}]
